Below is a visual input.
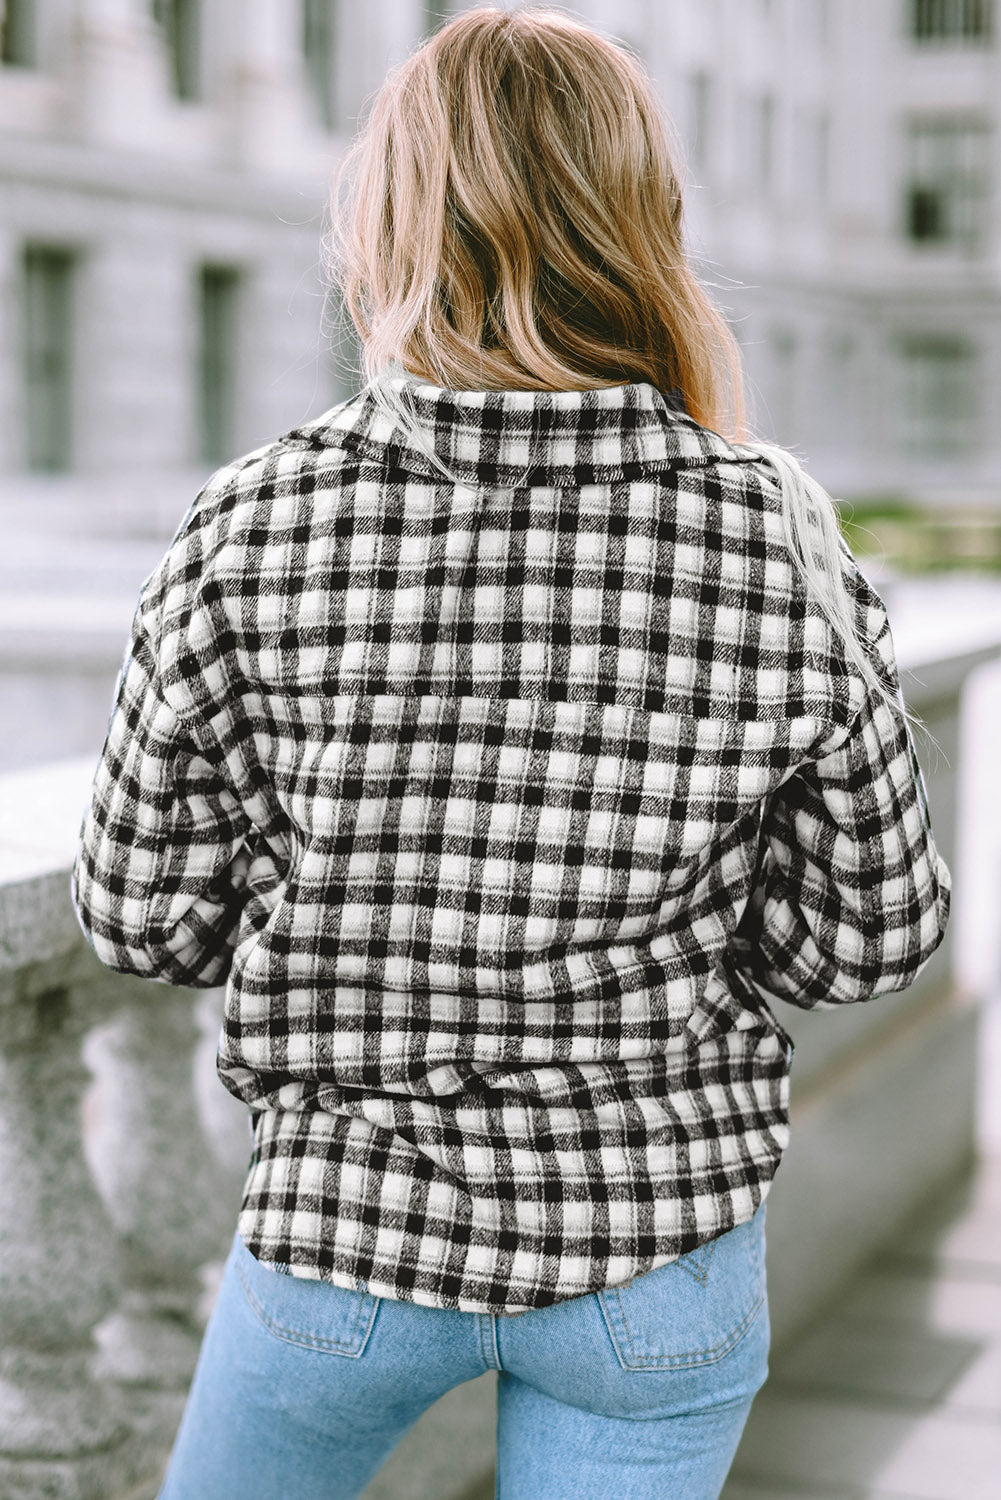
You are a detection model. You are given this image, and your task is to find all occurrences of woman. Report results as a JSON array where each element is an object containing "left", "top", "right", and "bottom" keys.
[{"left": 72, "top": 9, "right": 950, "bottom": 1499}]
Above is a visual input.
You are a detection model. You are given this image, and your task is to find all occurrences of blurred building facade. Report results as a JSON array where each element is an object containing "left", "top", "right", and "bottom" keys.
[
  {"left": 1, "top": 0, "right": 998, "bottom": 528},
  {"left": 0, "top": 0, "right": 433, "bottom": 769},
  {"left": 0, "top": 0, "right": 430, "bottom": 536},
  {"left": 639, "top": 0, "right": 1001, "bottom": 506},
  {"left": 1, "top": 0, "right": 1000, "bottom": 771}
]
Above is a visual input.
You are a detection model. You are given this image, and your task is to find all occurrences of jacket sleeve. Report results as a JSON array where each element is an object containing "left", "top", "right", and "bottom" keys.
[
  {"left": 730, "top": 612, "right": 951, "bottom": 1010},
  {"left": 71, "top": 608, "right": 251, "bottom": 988}
]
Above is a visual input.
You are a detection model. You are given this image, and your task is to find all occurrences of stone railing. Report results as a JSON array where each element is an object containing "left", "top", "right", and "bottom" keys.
[
  {"left": 1, "top": 629, "right": 998, "bottom": 1500},
  {"left": 0, "top": 762, "right": 248, "bottom": 1499}
]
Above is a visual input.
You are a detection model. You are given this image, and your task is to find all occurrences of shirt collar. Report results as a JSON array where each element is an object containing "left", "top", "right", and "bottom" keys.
[{"left": 294, "top": 369, "right": 745, "bottom": 487}]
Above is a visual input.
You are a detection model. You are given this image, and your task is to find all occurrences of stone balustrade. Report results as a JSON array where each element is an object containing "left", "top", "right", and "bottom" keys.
[
  {"left": 0, "top": 627, "right": 998, "bottom": 1500},
  {"left": 0, "top": 763, "right": 249, "bottom": 1499}
]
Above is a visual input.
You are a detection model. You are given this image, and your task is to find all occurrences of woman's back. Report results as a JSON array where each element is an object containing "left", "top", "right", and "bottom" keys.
[{"left": 72, "top": 369, "right": 947, "bottom": 1314}]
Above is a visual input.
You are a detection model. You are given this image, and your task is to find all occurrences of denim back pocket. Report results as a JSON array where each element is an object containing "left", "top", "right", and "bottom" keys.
[
  {"left": 596, "top": 1207, "right": 766, "bottom": 1371},
  {"left": 233, "top": 1233, "right": 379, "bottom": 1358}
]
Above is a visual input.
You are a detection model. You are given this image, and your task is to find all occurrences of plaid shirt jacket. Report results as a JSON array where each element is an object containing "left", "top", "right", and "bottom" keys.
[{"left": 72, "top": 376, "right": 950, "bottom": 1314}]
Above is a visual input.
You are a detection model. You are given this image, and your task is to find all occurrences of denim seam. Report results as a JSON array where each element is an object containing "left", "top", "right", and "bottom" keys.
[
  {"left": 235, "top": 1258, "right": 378, "bottom": 1357},
  {"left": 478, "top": 1313, "right": 501, "bottom": 1370},
  {"left": 676, "top": 1239, "right": 717, "bottom": 1285},
  {"left": 597, "top": 1288, "right": 765, "bottom": 1370}
]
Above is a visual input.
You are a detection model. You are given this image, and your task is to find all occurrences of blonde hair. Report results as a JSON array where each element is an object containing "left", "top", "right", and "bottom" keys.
[
  {"left": 329, "top": 6, "right": 742, "bottom": 432},
  {"left": 327, "top": 6, "right": 913, "bottom": 727}
]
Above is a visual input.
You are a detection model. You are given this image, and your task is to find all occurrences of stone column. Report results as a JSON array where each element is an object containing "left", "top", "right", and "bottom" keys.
[
  {"left": 0, "top": 944, "right": 140, "bottom": 1498},
  {"left": 66, "top": 0, "right": 171, "bottom": 149},
  {"left": 83, "top": 981, "right": 247, "bottom": 1389},
  {"left": 0, "top": 751, "right": 249, "bottom": 1495},
  {"left": 337, "top": 0, "right": 416, "bottom": 131},
  {"left": 225, "top": 0, "right": 320, "bottom": 171},
  {"left": 73, "top": 237, "right": 194, "bottom": 480}
]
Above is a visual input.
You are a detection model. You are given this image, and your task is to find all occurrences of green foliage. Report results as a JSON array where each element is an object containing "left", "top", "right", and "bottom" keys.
[{"left": 837, "top": 497, "right": 1001, "bottom": 574}]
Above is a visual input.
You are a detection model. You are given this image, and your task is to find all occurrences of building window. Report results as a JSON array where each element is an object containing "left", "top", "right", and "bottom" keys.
[
  {"left": 905, "top": 119, "right": 990, "bottom": 248},
  {"left": 152, "top": 0, "right": 200, "bottom": 100},
  {"left": 198, "top": 265, "right": 241, "bottom": 467},
  {"left": 1, "top": 0, "right": 35, "bottom": 66},
  {"left": 22, "top": 246, "right": 75, "bottom": 473},
  {"left": 303, "top": 0, "right": 336, "bottom": 130},
  {"left": 911, "top": 0, "right": 994, "bottom": 41},
  {"left": 688, "top": 72, "right": 712, "bottom": 173},
  {"left": 755, "top": 94, "right": 775, "bottom": 190},
  {"left": 899, "top": 335, "right": 977, "bottom": 456},
  {"left": 798, "top": 108, "right": 829, "bottom": 198}
]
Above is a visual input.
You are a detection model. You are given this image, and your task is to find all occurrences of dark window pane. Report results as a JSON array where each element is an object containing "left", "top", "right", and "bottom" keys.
[
  {"left": 303, "top": 0, "right": 336, "bottom": 130},
  {"left": 905, "top": 118, "right": 990, "bottom": 249},
  {"left": 23, "top": 246, "right": 74, "bottom": 473},
  {"left": 152, "top": 0, "right": 200, "bottom": 99},
  {"left": 2, "top": 0, "right": 35, "bottom": 66},
  {"left": 198, "top": 265, "right": 241, "bottom": 468},
  {"left": 899, "top": 335, "right": 977, "bottom": 455},
  {"left": 908, "top": 187, "right": 945, "bottom": 239},
  {"left": 911, "top": 0, "right": 993, "bottom": 40}
]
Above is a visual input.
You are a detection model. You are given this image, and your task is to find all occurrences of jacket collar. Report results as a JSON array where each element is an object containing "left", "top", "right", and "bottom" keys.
[{"left": 293, "top": 369, "right": 745, "bottom": 488}]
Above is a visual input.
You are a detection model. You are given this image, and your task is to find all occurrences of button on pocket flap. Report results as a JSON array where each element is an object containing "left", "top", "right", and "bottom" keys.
[
  {"left": 235, "top": 1235, "right": 379, "bottom": 1358},
  {"left": 597, "top": 1210, "right": 765, "bottom": 1371}
]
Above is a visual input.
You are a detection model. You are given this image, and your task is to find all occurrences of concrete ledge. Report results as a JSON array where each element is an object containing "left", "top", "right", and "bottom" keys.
[
  {"left": 766, "top": 990, "right": 979, "bottom": 1347},
  {"left": 0, "top": 758, "right": 96, "bottom": 969},
  {"left": 0, "top": 866, "right": 85, "bottom": 970}
]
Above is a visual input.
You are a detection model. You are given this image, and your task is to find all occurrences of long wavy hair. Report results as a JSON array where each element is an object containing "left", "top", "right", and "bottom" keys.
[
  {"left": 330, "top": 6, "right": 741, "bottom": 429},
  {"left": 327, "top": 6, "right": 909, "bottom": 724}
]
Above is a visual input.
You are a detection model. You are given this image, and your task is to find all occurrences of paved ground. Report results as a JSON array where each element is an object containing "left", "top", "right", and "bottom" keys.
[{"left": 721, "top": 1155, "right": 1001, "bottom": 1500}]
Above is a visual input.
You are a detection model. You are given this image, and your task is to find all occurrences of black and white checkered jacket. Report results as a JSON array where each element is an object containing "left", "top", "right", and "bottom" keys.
[{"left": 72, "top": 375, "right": 950, "bottom": 1314}]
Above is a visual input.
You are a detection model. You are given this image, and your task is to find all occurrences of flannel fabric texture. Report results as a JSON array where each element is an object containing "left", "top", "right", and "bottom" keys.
[{"left": 72, "top": 374, "right": 951, "bottom": 1314}]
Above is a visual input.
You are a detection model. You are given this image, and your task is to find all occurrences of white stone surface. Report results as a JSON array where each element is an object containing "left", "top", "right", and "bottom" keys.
[
  {"left": 733, "top": 1391, "right": 1001, "bottom": 1500},
  {"left": 724, "top": 1158, "right": 1001, "bottom": 1500},
  {"left": 0, "top": 756, "right": 96, "bottom": 966},
  {"left": 0, "top": 756, "right": 96, "bottom": 880}
]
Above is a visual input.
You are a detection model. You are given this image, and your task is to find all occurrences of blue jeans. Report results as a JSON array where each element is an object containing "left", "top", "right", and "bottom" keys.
[{"left": 158, "top": 1205, "right": 769, "bottom": 1500}]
